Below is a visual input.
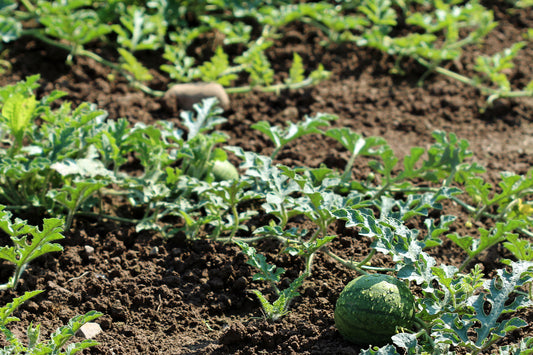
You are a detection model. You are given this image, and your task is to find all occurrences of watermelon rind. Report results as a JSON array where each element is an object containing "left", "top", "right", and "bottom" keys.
[{"left": 334, "top": 274, "right": 416, "bottom": 345}]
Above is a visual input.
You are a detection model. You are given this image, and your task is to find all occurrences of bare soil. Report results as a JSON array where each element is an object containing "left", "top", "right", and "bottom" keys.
[{"left": 1, "top": 1, "right": 532, "bottom": 354}]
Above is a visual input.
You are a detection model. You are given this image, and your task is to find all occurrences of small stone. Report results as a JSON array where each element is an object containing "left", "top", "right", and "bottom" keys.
[
  {"left": 84, "top": 245, "right": 95, "bottom": 255},
  {"left": 163, "top": 82, "right": 230, "bottom": 113},
  {"left": 76, "top": 322, "right": 102, "bottom": 339},
  {"left": 149, "top": 246, "right": 159, "bottom": 255}
]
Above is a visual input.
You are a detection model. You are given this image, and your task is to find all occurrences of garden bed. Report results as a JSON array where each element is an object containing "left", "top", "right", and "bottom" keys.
[{"left": 0, "top": 1, "right": 532, "bottom": 354}]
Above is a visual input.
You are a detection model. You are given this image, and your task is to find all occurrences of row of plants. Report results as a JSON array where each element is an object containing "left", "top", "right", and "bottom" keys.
[
  {"left": 0, "top": 75, "right": 532, "bottom": 352},
  {"left": 1, "top": 0, "right": 532, "bottom": 106},
  {"left": 0, "top": 0, "right": 532, "bottom": 353}
]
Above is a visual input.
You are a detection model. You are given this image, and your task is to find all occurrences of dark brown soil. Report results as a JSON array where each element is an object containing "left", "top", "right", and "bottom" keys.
[{"left": 1, "top": 2, "right": 532, "bottom": 354}]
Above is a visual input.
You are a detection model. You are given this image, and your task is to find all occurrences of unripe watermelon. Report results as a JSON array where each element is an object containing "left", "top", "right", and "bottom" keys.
[
  {"left": 212, "top": 160, "right": 239, "bottom": 181},
  {"left": 334, "top": 274, "right": 415, "bottom": 345}
]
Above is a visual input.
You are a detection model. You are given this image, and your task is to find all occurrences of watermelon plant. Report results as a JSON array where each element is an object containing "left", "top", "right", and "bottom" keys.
[
  {"left": 0, "top": 0, "right": 330, "bottom": 97},
  {"left": 0, "top": 76, "right": 531, "bottom": 352},
  {"left": 0, "top": 206, "right": 102, "bottom": 352},
  {"left": 0, "top": 0, "right": 532, "bottom": 351},
  {"left": 0, "top": 288, "right": 102, "bottom": 353}
]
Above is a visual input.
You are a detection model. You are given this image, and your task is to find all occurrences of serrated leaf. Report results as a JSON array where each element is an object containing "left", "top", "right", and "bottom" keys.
[
  {"left": 118, "top": 48, "right": 153, "bottom": 82},
  {"left": 448, "top": 220, "right": 525, "bottom": 260},
  {"left": 48, "top": 310, "right": 102, "bottom": 350},
  {"left": 333, "top": 208, "right": 381, "bottom": 237},
  {"left": 0, "top": 290, "right": 43, "bottom": 325},
  {"left": 360, "top": 344, "right": 400, "bottom": 355},
  {"left": 236, "top": 241, "right": 285, "bottom": 284},
  {"left": 286, "top": 52, "right": 305, "bottom": 84},
  {"left": 198, "top": 46, "right": 238, "bottom": 86},
  {"left": 0, "top": 210, "right": 64, "bottom": 290},
  {"left": 469, "top": 261, "right": 533, "bottom": 347},
  {"left": 2, "top": 93, "right": 37, "bottom": 145},
  {"left": 435, "top": 261, "right": 533, "bottom": 350},
  {"left": 180, "top": 97, "right": 226, "bottom": 140},
  {"left": 503, "top": 234, "right": 533, "bottom": 261},
  {"left": 0, "top": 15, "right": 21, "bottom": 42}
]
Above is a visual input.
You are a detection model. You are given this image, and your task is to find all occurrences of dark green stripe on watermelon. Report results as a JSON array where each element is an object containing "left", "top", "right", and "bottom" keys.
[{"left": 334, "top": 274, "right": 415, "bottom": 346}]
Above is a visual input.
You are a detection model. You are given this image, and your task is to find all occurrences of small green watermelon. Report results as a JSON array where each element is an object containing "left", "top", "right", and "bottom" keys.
[{"left": 334, "top": 274, "right": 416, "bottom": 346}]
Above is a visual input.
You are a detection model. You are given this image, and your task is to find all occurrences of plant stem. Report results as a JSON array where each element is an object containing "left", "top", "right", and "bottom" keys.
[
  {"left": 228, "top": 202, "right": 240, "bottom": 242},
  {"left": 304, "top": 252, "right": 315, "bottom": 275},
  {"left": 373, "top": 180, "right": 391, "bottom": 200},
  {"left": 413, "top": 317, "right": 436, "bottom": 350},
  {"left": 340, "top": 151, "right": 359, "bottom": 183},
  {"left": 417, "top": 57, "right": 533, "bottom": 100},
  {"left": 75, "top": 211, "right": 140, "bottom": 224},
  {"left": 225, "top": 76, "right": 319, "bottom": 95},
  {"left": 270, "top": 145, "right": 283, "bottom": 161},
  {"left": 218, "top": 235, "right": 268, "bottom": 243},
  {"left": 324, "top": 249, "right": 368, "bottom": 275},
  {"left": 19, "top": 0, "right": 35, "bottom": 12},
  {"left": 22, "top": 30, "right": 166, "bottom": 97}
]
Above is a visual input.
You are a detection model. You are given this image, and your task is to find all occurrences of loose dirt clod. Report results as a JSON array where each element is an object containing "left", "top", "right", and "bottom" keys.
[
  {"left": 84, "top": 245, "right": 94, "bottom": 255},
  {"left": 163, "top": 82, "right": 230, "bottom": 114},
  {"left": 76, "top": 322, "right": 103, "bottom": 339}
]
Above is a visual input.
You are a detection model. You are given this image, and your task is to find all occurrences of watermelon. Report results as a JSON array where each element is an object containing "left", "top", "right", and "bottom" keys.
[{"left": 334, "top": 274, "right": 416, "bottom": 345}]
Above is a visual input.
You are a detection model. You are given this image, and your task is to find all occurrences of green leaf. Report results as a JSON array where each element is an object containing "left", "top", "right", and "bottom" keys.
[
  {"left": 424, "top": 215, "right": 456, "bottom": 247},
  {"left": 0, "top": 15, "right": 21, "bottom": 43},
  {"left": 197, "top": 46, "right": 238, "bottom": 86},
  {"left": 286, "top": 53, "right": 305, "bottom": 84},
  {"left": 117, "top": 48, "right": 153, "bottom": 82},
  {"left": 0, "top": 290, "right": 43, "bottom": 325},
  {"left": 241, "top": 47, "right": 274, "bottom": 86},
  {"left": 434, "top": 261, "right": 533, "bottom": 350},
  {"left": 0, "top": 208, "right": 64, "bottom": 290},
  {"left": 503, "top": 234, "right": 533, "bottom": 261},
  {"left": 40, "top": 9, "right": 112, "bottom": 46},
  {"left": 253, "top": 113, "right": 337, "bottom": 159},
  {"left": 448, "top": 220, "right": 525, "bottom": 260},
  {"left": 358, "top": 0, "right": 397, "bottom": 28},
  {"left": 360, "top": 344, "right": 400, "bottom": 355},
  {"left": 1, "top": 93, "right": 37, "bottom": 145},
  {"left": 333, "top": 208, "right": 381, "bottom": 238},
  {"left": 180, "top": 97, "right": 226, "bottom": 140},
  {"left": 112, "top": 5, "right": 166, "bottom": 51},
  {"left": 236, "top": 241, "right": 285, "bottom": 284},
  {"left": 47, "top": 311, "right": 102, "bottom": 351},
  {"left": 497, "top": 337, "right": 533, "bottom": 355},
  {"left": 325, "top": 127, "right": 387, "bottom": 157}
]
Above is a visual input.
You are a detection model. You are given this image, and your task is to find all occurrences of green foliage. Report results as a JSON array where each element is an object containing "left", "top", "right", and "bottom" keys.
[
  {"left": 347, "top": 0, "right": 530, "bottom": 105},
  {"left": 448, "top": 220, "right": 526, "bottom": 272},
  {"left": 2, "top": 0, "right": 331, "bottom": 94},
  {"left": 117, "top": 48, "right": 154, "bottom": 82},
  {"left": 1, "top": 0, "right": 532, "bottom": 104},
  {"left": 252, "top": 113, "right": 337, "bottom": 159},
  {"left": 237, "top": 240, "right": 306, "bottom": 321},
  {"left": 0, "top": 206, "right": 64, "bottom": 290},
  {"left": 0, "top": 291, "right": 102, "bottom": 354},
  {"left": 0, "top": 0, "right": 530, "bottom": 352},
  {"left": 39, "top": 6, "right": 112, "bottom": 47},
  {"left": 432, "top": 261, "right": 533, "bottom": 353},
  {"left": 1, "top": 93, "right": 37, "bottom": 149},
  {"left": 474, "top": 42, "right": 527, "bottom": 92},
  {"left": 112, "top": 4, "right": 167, "bottom": 52},
  {"left": 0, "top": 28, "right": 530, "bottom": 349},
  {"left": 197, "top": 47, "right": 238, "bottom": 86},
  {"left": 0, "top": 15, "right": 21, "bottom": 43}
]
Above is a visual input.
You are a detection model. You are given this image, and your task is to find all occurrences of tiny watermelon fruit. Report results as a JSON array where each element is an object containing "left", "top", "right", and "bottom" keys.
[
  {"left": 334, "top": 274, "right": 415, "bottom": 346},
  {"left": 212, "top": 160, "right": 239, "bottom": 181}
]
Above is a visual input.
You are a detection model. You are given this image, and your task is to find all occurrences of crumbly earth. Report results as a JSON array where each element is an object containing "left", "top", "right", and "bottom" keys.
[{"left": 0, "top": 1, "right": 532, "bottom": 354}]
